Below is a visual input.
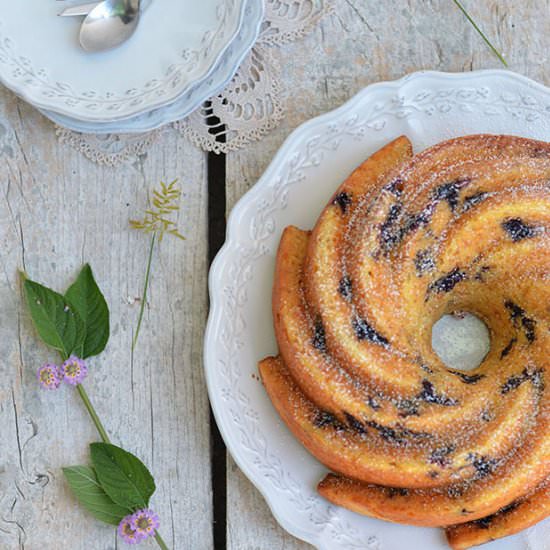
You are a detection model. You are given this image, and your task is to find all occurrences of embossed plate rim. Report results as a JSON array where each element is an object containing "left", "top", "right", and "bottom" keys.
[
  {"left": 38, "top": 0, "right": 264, "bottom": 134},
  {"left": 205, "top": 69, "right": 550, "bottom": 550},
  {"left": 0, "top": 0, "right": 247, "bottom": 122}
]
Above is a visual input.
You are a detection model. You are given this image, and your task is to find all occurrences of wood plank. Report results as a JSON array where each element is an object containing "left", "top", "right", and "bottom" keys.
[
  {"left": 227, "top": 457, "right": 312, "bottom": 550},
  {"left": 0, "top": 90, "right": 212, "bottom": 549},
  {"left": 225, "top": 0, "right": 550, "bottom": 547}
]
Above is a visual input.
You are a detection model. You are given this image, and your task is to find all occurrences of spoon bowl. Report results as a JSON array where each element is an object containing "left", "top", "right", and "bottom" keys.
[{"left": 79, "top": 0, "right": 140, "bottom": 53}]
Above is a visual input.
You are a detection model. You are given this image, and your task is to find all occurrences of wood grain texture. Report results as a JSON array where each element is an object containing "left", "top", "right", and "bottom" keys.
[
  {"left": 0, "top": 91, "right": 212, "bottom": 549},
  {"left": 225, "top": 0, "right": 550, "bottom": 547},
  {"left": 227, "top": 457, "right": 311, "bottom": 550},
  {"left": 0, "top": 1, "right": 549, "bottom": 549}
]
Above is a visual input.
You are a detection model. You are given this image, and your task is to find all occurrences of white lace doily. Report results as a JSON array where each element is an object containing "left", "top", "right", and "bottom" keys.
[{"left": 55, "top": 0, "right": 335, "bottom": 164}]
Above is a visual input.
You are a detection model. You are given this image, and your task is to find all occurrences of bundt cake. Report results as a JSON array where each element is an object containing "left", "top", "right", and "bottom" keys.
[{"left": 258, "top": 135, "right": 549, "bottom": 549}]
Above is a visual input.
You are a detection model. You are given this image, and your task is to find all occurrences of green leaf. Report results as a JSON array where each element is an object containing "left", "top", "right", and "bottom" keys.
[
  {"left": 90, "top": 443, "right": 156, "bottom": 509},
  {"left": 63, "top": 466, "right": 131, "bottom": 526},
  {"left": 65, "top": 264, "right": 110, "bottom": 359},
  {"left": 24, "top": 279, "right": 85, "bottom": 359}
]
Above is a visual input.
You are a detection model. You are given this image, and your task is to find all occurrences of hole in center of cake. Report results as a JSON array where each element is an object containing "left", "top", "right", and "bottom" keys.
[{"left": 431, "top": 312, "right": 490, "bottom": 371}]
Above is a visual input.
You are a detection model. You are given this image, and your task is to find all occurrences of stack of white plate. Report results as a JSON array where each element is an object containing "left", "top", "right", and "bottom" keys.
[{"left": 0, "top": 0, "right": 264, "bottom": 133}]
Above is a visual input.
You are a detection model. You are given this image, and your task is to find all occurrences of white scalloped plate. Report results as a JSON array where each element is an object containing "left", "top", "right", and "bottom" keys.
[
  {"left": 0, "top": 0, "right": 247, "bottom": 122},
  {"left": 38, "top": 0, "right": 264, "bottom": 134},
  {"left": 205, "top": 70, "right": 550, "bottom": 550}
]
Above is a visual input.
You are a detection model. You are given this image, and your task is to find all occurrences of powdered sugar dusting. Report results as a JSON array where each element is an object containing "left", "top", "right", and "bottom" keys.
[{"left": 263, "top": 135, "right": 550, "bottom": 543}]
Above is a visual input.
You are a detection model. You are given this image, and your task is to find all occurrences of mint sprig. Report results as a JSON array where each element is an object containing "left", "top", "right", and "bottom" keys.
[
  {"left": 91, "top": 443, "right": 156, "bottom": 510},
  {"left": 65, "top": 264, "right": 110, "bottom": 359},
  {"left": 23, "top": 278, "right": 85, "bottom": 359},
  {"left": 23, "top": 266, "right": 170, "bottom": 550},
  {"left": 63, "top": 465, "right": 132, "bottom": 526}
]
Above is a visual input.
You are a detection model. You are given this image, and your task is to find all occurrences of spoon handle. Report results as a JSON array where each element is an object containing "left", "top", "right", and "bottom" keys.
[{"left": 58, "top": 2, "right": 100, "bottom": 16}]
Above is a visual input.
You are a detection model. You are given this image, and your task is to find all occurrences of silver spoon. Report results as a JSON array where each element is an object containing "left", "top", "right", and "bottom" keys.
[
  {"left": 58, "top": 2, "right": 102, "bottom": 17},
  {"left": 78, "top": 0, "right": 141, "bottom": 53}
]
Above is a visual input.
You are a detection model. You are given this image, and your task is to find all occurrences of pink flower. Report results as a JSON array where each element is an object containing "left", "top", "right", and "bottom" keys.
[
  {"left": 131, "top": 508, "right": 160, "bottom": 539},
  {"left": 37, "top": 364, "right": 61, "bottom": 390},
  {"left": 118, "top": 514, "right": 145, "bottom": 545},
  {"left": 60, "top": 356, "right": 88, "bottom": 386}
]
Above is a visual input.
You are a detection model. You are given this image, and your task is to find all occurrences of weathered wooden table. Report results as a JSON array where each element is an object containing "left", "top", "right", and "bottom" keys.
[{"left": 0, "top": 2, "right": 548, "bottom": 548}]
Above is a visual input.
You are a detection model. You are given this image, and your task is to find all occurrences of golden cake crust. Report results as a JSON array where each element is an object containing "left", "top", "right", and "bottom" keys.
[{"left": 260, "top": 134, "right": 550, "bottom": 548}]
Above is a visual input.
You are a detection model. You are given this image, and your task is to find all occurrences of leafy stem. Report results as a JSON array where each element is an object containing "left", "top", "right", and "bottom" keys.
[
  {"left": 154, "top": 531, "right": 170, "bottom": 550},
  {"left": 76, "top": 384, "right": 111, "bottom": 444},
  {"left": 75, "top": 373, "right": 170, "bottom": 550},
  {"left": 132, "top": 233, "right": 156, "bottom": 353},
  {"left": 24, "top": 266, "right": 170, "bottom": 549},
  {"left": 452, "top": 0, "right": 508, "bottom": 67}
]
